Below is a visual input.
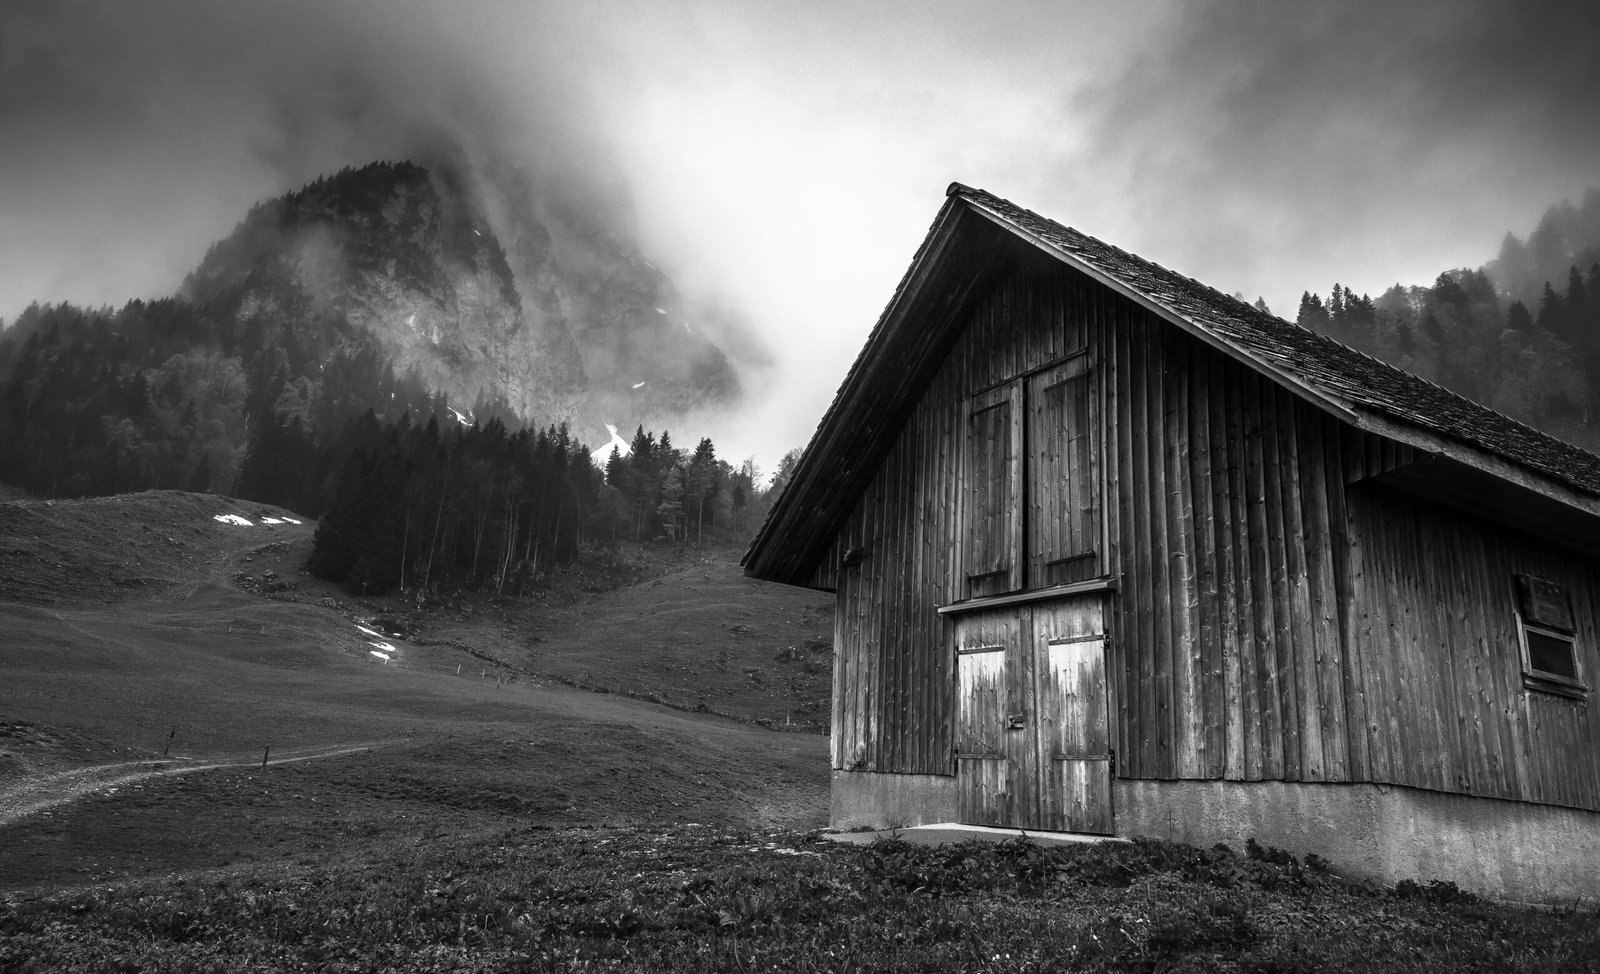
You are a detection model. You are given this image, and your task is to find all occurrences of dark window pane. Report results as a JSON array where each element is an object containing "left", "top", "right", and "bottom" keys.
[{"left": 1526, "top": 630, "right": 1578, "bottom": 680}]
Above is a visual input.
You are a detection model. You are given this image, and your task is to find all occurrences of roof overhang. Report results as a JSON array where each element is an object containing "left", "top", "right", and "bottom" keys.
[
  {"left": 741, "top": 196, "right": 1023, "bottom": 587},
  {"left": 1353, "top": 414, "right": 1600, "bottom": 553},
  {"left": 744, "top": 185, "right": 1600, "bottom": 587}
]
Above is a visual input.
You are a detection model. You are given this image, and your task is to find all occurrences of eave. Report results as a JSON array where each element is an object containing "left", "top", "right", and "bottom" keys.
[{"left": 744, "top": 184, "right": 1600, "bottom": 588}]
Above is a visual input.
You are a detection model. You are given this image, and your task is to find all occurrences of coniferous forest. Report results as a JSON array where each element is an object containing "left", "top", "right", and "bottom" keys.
[
  {"left": 302, "top": 414, "right": 766, "bottom": 597},
  {"left": 1290, "top": 191, "right": 1600, "bottom": 447}
]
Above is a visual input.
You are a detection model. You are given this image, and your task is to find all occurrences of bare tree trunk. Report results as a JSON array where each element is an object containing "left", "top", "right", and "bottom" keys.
[
  {"left": 400, "top": 493, "right": 411, "bottom": 592},
  {"left": 424, "top": 468, "right": 449, "bottom": 590}
]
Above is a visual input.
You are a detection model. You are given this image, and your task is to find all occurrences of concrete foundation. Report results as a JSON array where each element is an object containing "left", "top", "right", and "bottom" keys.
[
  {"left": 825, "top": 823, "right": 1124, "bottom": 848},
  {"left": 830, "top": 770, "right": 955, "bottom": 831},
  {"left": 1116, "top": 779, "right": 1600, "bottom": 904},
  {"left": 831, "top": 771, "right": 1600, "bottom": 902}
]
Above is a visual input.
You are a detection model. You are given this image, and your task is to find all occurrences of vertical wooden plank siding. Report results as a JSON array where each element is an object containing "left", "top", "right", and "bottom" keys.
[
  {"left": 823, "top": 247, "right": 1600, "bottom": 813},
  {"left": 1211, "top": 360, "right": 1245, "bottom": 780},
  {"left": 827, "top": 249, "right": 1083, "bottom": 776},
  {"left": 1093, "top": 299, "right": 1600, "bottom": 809},
  {"left": 1222, "top": 366, "right": 1259, "bottom": 781},
  {"left": 1189, "top": 346, "right": 1224, "bottom": 779},
  {"left": 1170, "top": 340, "right": 1204, "bottom": 779},
  {"left": 1343, "top": 489, "right": 1600, "bottom": 809}
]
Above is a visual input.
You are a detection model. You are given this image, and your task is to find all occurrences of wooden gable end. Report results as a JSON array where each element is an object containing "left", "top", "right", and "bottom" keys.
[
  {"left": 825, "top": 245, "right": 1112, "bottom": 775},
  {"left": 744, "top": 205, "right": 1021, "bottom": 589}
]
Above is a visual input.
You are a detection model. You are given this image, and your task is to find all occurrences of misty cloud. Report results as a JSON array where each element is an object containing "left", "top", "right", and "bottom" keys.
[
  {"left": 2, "top": 0, "right": 1596, "bottom": 469},
  {"left": 1070, "top": 0, "right": 1600, "bottom": 315},
  {"left": 0, "top": 0, "right": 597, "bottom": 311}
]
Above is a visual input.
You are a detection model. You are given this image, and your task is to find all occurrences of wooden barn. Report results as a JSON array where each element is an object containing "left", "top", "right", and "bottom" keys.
[{"left": 743, "top": 184, "right": 1600, "bottom": 901}]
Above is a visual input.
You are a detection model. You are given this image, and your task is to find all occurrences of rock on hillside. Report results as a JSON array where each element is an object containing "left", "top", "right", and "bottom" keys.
[{"left": 182, "top": 160, "right": 742, "bottom": 433}]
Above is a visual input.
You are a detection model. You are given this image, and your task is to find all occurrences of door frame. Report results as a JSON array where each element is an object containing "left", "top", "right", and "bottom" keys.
[{"left": 946, "top": 587, "right": 1117, "bottom": 834}]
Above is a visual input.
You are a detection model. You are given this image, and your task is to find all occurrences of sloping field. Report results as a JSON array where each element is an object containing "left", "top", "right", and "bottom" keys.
[
  {"left": 0, "top": 490, "right": 309, "bottom": 604},
  {"left": 512, "top": 552, "right": 835, "bottom": 728},
  {"left": 0, "top": 490, "right": 829, "bottom": 894}
]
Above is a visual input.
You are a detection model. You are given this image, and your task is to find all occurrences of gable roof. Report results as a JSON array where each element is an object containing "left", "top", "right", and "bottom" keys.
[{"left": 744, "top": 183, "right": 1600, "bottom": 585}]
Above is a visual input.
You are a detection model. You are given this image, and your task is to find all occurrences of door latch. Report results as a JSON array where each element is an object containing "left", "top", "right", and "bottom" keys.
[{"left": 1005, "top": 713, "right": 1026, "bottom": 730}]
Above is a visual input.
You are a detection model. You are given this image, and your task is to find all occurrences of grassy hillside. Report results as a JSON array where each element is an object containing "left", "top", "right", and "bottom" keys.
[{"left": 0, "top": 491, "right": 830, "bottom": 898}]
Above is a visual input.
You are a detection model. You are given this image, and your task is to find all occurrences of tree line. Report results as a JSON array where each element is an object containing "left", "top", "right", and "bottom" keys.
[
  {"left": 306, "top": 413, "right": 778, "bottom": 596},
  {"left": 1293, "top": 191, "right": 1600, "bottom": 447}
]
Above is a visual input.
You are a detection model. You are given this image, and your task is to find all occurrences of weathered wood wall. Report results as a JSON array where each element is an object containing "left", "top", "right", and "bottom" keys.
[
  {"left": 1107, "top": 315, "right": 1389, "bottom": 784},
  {"left": 824, "top": 243, "right": 1098, "bottom": 774},
  {"left": 1345, "top": 488, "right": 1600, "bottom": 809},
  {"left": 1107, "top": 308, "right": 1600, "bottom": 811},
  {"left": 823, "top": 241, "right": 1600, "bottom": 813}
]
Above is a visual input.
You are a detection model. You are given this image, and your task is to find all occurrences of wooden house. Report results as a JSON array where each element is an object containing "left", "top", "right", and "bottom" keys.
[{"left": 743, "top": 184, "right": 1600, "bottom": 901}]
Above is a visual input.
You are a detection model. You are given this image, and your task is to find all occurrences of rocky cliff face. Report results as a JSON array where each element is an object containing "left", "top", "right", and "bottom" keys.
[{"left": 183, "top": 160, "right": 740, "bottom": 435}]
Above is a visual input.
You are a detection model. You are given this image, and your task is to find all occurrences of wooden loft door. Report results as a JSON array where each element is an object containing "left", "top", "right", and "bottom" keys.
[
  {"left": 962, "top": 351, "right": 1098, "bottom": 600},
  {"left": 963, "top": 383, "right": 1023, "bottom": 598},
  {"left": 1027, "top": 356, "right": 1098, "bottom": 585}
]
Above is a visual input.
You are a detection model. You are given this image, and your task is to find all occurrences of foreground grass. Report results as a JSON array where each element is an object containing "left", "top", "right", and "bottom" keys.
[{"left": 3, "top": 827, "right": 1596, "bottom": 973}]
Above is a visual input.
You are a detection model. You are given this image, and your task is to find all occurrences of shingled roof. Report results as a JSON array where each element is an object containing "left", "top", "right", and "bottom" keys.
[
  {"left": 744, "top": 183, "right": 1600, "bottom": 583},
  {"left": 953, "top": 183, "right": 1600, "bottom": 498}
]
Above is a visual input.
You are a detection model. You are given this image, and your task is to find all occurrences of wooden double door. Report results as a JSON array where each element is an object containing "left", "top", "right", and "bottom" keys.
[{"left": 953, "top": 595, "right": 1113, "bottom": 833}]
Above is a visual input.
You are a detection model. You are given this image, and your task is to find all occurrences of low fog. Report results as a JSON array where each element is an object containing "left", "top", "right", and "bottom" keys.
[{"left": 2, "top": 0, "right": 1597, "bottom": 469}]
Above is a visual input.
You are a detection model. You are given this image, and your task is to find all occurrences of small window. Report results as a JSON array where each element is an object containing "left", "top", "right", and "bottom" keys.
[
  {"left": 1524, "top": 628, "right": 1579, "bottom": 681},
  {"left": 1513, "top": 574, "right": 1588, "bottom": 699}
]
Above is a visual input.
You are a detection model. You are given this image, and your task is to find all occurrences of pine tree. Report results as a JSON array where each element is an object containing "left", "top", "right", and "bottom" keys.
[
  {"left": 1535, "top": 282, "right": 1566, "bottom": 339},
  {"left": 684, "top": 437, "right": 718, "bottom": 545},
  {"left": 1506, "top": 301, "right": 1534, "bottom": 334},
  {"left": 657, "top": 467, "right": 686, "bottom": 542},
  {"left": 1296, "top": 292, "right": 1330, "bottom": 333}
]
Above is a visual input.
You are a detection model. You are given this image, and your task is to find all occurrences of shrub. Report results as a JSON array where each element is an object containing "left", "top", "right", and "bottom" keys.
[{"left": 1392, "top": 878, "right": 1480, "bottom": 905}]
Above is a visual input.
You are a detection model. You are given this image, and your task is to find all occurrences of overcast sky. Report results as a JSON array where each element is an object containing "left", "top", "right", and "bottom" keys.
[{"left": 3, "top": 0, "right": 1598, "bottom": 470}]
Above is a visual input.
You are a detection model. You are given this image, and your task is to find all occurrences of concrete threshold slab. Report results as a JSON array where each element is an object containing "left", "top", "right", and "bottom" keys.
[{"left": 822, "top": 823, "right": 1128, "bottom": 847}]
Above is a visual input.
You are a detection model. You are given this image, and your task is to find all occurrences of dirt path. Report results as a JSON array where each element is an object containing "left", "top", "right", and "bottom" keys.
[{"left": 0, "top": 741, "right": 394, "bottom": 828}]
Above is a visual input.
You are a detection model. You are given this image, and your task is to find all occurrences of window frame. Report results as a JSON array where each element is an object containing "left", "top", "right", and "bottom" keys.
[
  {"left": 1510, "top": 573, "right": 1589, "bottom": 700},
  {"left": 1514, "top": 616, "right": 1588, "bottom": 699}
]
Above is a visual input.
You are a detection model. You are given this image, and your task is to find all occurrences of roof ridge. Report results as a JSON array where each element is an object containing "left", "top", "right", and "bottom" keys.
[{"left": 951, "top": 183, "right": 1600, "bottom": 494}]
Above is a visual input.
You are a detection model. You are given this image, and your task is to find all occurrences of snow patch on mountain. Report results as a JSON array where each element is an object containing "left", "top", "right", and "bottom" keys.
[{"left": 589, "top": 423, "right": 633, "bottom": 463}]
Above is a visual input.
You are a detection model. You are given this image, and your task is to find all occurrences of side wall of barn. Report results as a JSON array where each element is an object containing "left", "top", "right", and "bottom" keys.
[
  {"left": 1110, "top": 308, "right": 1600, "bottom": 813},
  {"left": 822, "top": 242, "right": 1600, "bottom": 817}
]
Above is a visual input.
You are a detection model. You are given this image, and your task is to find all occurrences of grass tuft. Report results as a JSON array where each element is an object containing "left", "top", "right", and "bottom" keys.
[{"left": 3, "top": 825, "right": 1597, "bottom": 972}]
